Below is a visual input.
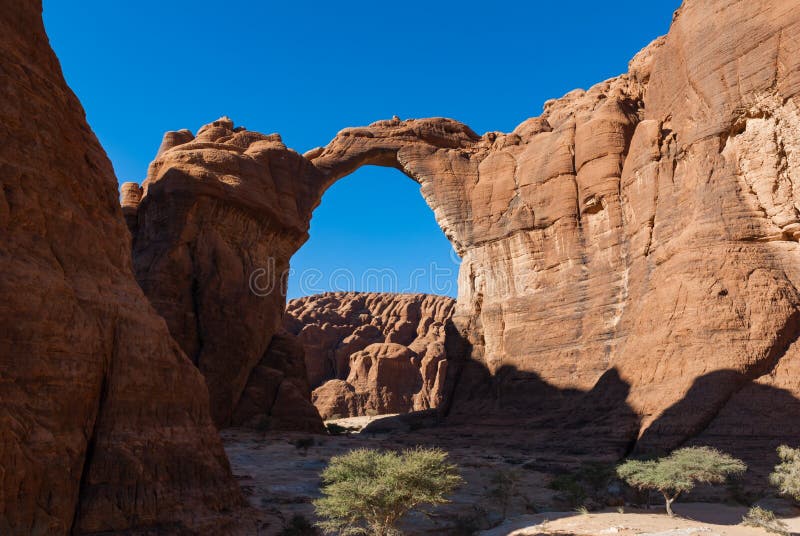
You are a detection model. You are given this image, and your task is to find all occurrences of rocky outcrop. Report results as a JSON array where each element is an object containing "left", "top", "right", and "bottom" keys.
[
  {"left": 124, "top": 0, "right": 800, "bottom": 469},
  {"left": 123, "top": 118, "right": 325, "bottom": 429},
  {"left": 0, "top": 1, "right": 248, "bottom": 533},
  {"left": 284, "top": 292, "right": 455, "bottom": 418},
  {"left": 120, "top": 181, "right": 142, "bottom": 235},
  {"left": 232, "top": 332, "right": 325, "bottom": 432}
]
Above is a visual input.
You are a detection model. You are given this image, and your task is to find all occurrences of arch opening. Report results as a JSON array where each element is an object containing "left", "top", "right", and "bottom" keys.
[
  {"left": 288, "top": 166, "right": 458, "bottom": 299},
  {"left": 284, "top": 165, "right": 461, "bottom": 420}
]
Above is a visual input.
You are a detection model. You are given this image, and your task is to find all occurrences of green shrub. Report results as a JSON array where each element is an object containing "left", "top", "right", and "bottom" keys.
[
  {"left": 325, "top": 422, "right": 349, "bottom": 436},
  {"left": 549, "top": 462, "right": 615, "bottom": 507},
  {"left": 770, "top": 445, "right": 800, "bottom": 502},
  {"left": 617, "top": 446, "right": 746, "bottom": 516},
  {"left": 314, "top": 447, "right": 464, "bottom": 535},
  {"left": 742, "top": 506, "right": 789, "bottom": 536},
  {"left": 485, "top": 469, "right": 519, "bottom": 518},
  {"left": 549, "top": 473, "right": 587, "bottom": 507}
]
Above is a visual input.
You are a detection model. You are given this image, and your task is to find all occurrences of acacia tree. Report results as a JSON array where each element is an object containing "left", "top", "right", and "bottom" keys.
[
  {"left": 314, "top": 447, "right": 463, "bottom": 535},
  {"left": 617, "top": 446, "right": 746, "bottom": 516},
  {"left": 770, "top": 445, "right": 800, "bottom": 501}
]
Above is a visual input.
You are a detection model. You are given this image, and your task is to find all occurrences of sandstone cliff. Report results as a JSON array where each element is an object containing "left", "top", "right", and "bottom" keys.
[
  {"left": 284, "top": 292, "right": 455, "bottom": 418},
  {"left": 0, "top": 1, "right": 249, "bottom": 533}
]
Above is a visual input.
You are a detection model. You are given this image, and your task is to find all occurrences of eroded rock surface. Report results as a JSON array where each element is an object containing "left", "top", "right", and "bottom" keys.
[
  {"left": 124, "top": 118, "right": 325, "bottom": 429},
  {"left": 233, "top": 332, "right": 325, "bottom": 432},
  {"left": 284, "top": 292, "right": 455, "bottom": 418},
  {"left": 0, "top": 1, "right": 248, "bottom": 533}
]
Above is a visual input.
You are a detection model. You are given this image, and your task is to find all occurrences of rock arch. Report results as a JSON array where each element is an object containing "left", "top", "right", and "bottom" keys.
[
  {"left": 122, "top": 115, "right": 485, "bottom": 428},
  {"left": 124, "top": 0, "right": 800, "bottom": 466}
]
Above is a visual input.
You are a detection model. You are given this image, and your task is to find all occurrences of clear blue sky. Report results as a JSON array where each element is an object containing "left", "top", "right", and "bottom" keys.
[{"left": 43, "top": 1, "right": 681, "bottom": 299}]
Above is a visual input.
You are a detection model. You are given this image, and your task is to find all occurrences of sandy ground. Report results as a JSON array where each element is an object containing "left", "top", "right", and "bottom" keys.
[
  {"left": 222, "top": 420, "right": 553, "bottom": 534},
  {"left": 222, "top": 418, "right": 800, "bottom": 535},
  {"left": 482, "top": 503, "right": 800, "bottom": 535}
]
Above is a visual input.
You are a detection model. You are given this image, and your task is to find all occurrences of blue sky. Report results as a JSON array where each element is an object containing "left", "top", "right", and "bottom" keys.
[{"left": 43, "top": 1, "right": 681, "bottom": 299}]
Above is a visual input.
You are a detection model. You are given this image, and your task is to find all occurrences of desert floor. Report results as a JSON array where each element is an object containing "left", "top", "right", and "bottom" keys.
[{"left": 222, "top": 416, "right": 800, "bottom": 535}]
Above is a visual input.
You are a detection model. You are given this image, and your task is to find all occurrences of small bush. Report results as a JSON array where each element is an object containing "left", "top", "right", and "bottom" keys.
[
  {"left": 770, "top": 445, "right": 800, "bottom": 502},
  {"left": 549, "top": 473, "right": 586, "bottom": 507},
  {"left": 549, "top": 462, "right": 615, "bottom": 507},
  {"left": 314, "top": 447, "right": 463, "bottom": 535},
  {"left": 325, "top": 422, "right": 349, "bottom": 436},
  {"left": 485, "top": 469, "right": 519, "bottom": 518},
  {"left": 617, "top": 446, "right": 746, "bottom": 516},
  {"left": 742, "top": 506, "right": 789, "bottom": 536}
]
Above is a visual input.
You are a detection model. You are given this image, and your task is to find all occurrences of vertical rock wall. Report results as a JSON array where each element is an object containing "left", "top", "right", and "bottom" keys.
[{"left": 0, "top": 2, "right": 248, "bottom": 533}]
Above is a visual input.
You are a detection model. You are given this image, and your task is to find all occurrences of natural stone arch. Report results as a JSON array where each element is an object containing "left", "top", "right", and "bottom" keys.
[
  {"left": 121, "top": 116, "right": 487, "bottom": 427},
  {"left": 124, "top": 0, "right": 800, "bottom": 467},
  {"left": 121, "top": 94, "right": 645, "bottom": 429}
]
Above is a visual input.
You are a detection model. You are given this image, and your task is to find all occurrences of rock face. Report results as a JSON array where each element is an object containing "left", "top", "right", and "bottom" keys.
[
  {"left": 125, "top": 0, "right": 800, "bottom": 470},
  {"left": 124, "top": 118, "right": 325, "bottom": 430},
  {"left": 284, "top": 292, "right": 455, "bottom": 418},
  {"left": 0, "top": 1, "right": 247, "bottom": 534},
  {"left": 232, "top": 332, "right": 324, "bottom": 431}
]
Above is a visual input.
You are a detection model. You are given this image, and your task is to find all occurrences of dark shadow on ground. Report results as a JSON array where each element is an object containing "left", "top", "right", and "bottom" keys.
[
  {"left": 638, "top": 369, "right": 800, "bottom": 489},
  {"left": 671, "top": 502, "right": 748, "bottom": 526},
  {"left": 369, "top": 322, "right": 642, "bottom": 465}
]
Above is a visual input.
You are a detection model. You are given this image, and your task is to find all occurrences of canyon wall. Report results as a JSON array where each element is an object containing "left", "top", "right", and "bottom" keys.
[
  {"left": 285, "top": 292, "right": 455, "bottom": 418},
  {"left": 0, "top": 1, "right": 250, "bottom": 534}
]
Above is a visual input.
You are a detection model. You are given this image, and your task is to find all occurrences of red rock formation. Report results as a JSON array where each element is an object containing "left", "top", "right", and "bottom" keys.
[
  {"left": 232, "top": 332, "right": 324, "bottom": 431},
  {"left": 302, "top": 0, "right": 800, "bottom": 466},
  {"left": 124, "top": 118, "right": 325, "bottom": 429},
  {"left": 284, "top": 292, "right": 455, "bottom": 418},
  {"left": 125, "top": 0, "right": 800, "bottom": 469},
  {"left": 0, "top": 1, "right": 249, "bottom": 533},
  {"left": 120, "top": 181, "right": 142, "bottom": 235}
]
